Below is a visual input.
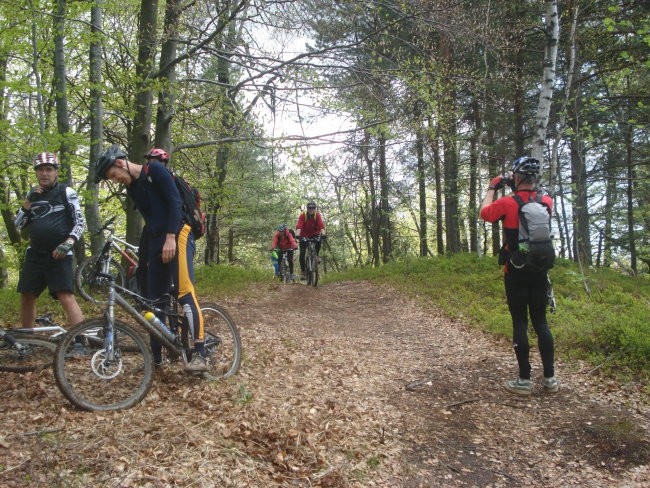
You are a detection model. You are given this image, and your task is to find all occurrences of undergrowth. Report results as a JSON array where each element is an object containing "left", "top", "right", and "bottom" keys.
[
  {"left": 321, "top": 254, "right": 650, "bottom": 388},
  {"left": 1, "top": 255, "right": 647, "bottom": 390}
]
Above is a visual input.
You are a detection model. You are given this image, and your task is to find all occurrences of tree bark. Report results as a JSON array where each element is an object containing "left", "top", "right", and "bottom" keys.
[
  {"left": 416, "top": 122, "right": 428, "bottom": 257},
  {"left": 127, "top": 0, "right": 159, "bottom": 245},
  {"left": 86, "top": 0, "right": 104, "bottom": 255},
  {"left": 154, "top": 0, "right": 182, "bottom": 155},
  {"left": 531, "top": 0, "right": 560, "bottom": 163}
]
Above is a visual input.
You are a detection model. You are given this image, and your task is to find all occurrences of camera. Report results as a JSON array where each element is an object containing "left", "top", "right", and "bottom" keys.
[{"left": 501, "top": 172, "right": 514, "bottom": 190}]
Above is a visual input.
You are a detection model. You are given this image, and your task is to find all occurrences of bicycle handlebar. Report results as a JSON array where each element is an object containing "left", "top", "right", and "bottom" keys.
[{"left": 300, "top": 235, "right": 326, "bottom": 243}]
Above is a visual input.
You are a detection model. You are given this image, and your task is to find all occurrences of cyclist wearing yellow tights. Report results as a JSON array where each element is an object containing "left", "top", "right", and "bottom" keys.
[{"left": 94, "top": 145, "right": 206, "bottom": 372}]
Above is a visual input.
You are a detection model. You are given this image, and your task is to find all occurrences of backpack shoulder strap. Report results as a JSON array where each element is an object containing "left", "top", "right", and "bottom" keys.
[
  {"left": 512, "top": 194, "right": 525, "bottom": 207},
  {"left": 512, "top": 194, "right": 530, "bottom": 238}
]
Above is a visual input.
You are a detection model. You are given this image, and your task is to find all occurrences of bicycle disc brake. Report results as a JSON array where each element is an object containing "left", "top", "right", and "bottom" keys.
[{"left": 90, "top": 349, "right": 122, "bottom": 379}]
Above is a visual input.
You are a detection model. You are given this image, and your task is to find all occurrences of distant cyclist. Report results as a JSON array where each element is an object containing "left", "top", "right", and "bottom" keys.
[
  {"left": 15, "top": 152, "right": 85, "bottom": 329},
  {"left": 270, "top": 224, "right": 298, "bottom": 281},
  {"left": 295, "top": 201, "right": 326, "bottom": 280}
]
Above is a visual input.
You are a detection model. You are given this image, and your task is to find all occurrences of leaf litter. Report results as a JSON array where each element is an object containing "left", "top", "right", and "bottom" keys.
[{"left": 0, "top": 280, "right": 648, "bottom": 487}]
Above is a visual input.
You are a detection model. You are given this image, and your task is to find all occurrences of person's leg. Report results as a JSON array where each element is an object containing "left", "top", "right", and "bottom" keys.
[
  {"left": 17, "top": 249, "right": 47, "bottom": 327},
  {"left": 529, "top": 272, "right": 555, "bottom": 379},
  {"left": 147, "top": 235, "right": 171, "bottom": 365},
  {"left": 57, "top": 291, "right": 84, "bottom": 326},
  {"left": 20, "top": 293, "right": 38, "bottom": 328},
  {"left": 299, "top": 239, "right": 307, "bottom": 275},
  {"left": 47, "top": 255, "right": 83, "bottom": 327},
  {"left": 136, "top": 226, "right": 149, "bottom": 297},
  {"left": 504, "top": 271, "right": 531, "bottom": 380},
  {"left": 176, "top": 226, "right": 207, "bottom": 371},
  {"left": 287, "top": 249, "right": 295, "bottom": 275}
]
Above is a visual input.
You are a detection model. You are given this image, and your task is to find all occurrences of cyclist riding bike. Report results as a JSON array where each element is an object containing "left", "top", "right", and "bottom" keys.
[
  {"left": 295, "top": 201, "right": 326, "bottom": 280},
  {"left": 95, "top": 144, "right": 207, "bottom": 372},
  {"left": 270, "top": 224, "right": 297, "bottom": 281}
]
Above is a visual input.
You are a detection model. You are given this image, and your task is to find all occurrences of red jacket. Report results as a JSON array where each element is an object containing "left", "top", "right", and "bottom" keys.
[
  {"left": 271, "top": 229, "right": 297, "bottom": 250},
  {"left": 296, "top": 212, "right": 325, "bottom": 238}
]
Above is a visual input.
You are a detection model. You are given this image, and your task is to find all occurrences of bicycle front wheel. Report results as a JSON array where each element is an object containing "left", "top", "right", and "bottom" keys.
[
  {"left": 76, "top": 256, "right": 125, "bottom": 303},
  {"left": 0, "top": 334, "right": 57, "bottom": 373},
  {"left": 54, "top": 319, "right": 153, "bottom": 411},
  {"left": 201, "top": 303, "right": 242, "bottom": 378},
  {"left": 306, "top": 254, "right": 318, "bottom": 287}
]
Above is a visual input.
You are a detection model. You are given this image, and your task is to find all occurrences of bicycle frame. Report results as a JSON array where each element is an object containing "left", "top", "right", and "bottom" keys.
[
  {"left": 10, "top": 314, "right": 67, "bottom": 338},
  {"left": 108, "top": 234, "right": 139, "bottom": 278},
  {"left": 98, "top": 275, "right": 180, "bottom": 359}
]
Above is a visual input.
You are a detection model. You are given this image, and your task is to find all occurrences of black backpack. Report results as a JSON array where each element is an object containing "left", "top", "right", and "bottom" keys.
[
  {"left": 509, "top": 194, "right": 555, "bottom": 272},
  {"left": 143, "top": 164, "right": 206, "bottom": 239}
]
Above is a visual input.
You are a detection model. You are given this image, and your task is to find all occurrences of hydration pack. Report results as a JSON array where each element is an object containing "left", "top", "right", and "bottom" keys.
[
  {"left": 509, "top": 194, "right": 555, "bottom": 272},
  {"left": 143, "top": 164, "right": 206, "bottom": 239}
]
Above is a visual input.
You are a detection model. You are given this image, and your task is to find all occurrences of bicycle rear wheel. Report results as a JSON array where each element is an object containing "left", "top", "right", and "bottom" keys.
[
  {"left": 76, "top": 256, "right": 125, "bottom": 303},
  {"left": 0, "top": 334, "right": 56, "bottom": 373},
  {"left": 200, "top": 303, "right": 242, "bottom": 378},
  {"left": 54, "top": 319, "right": 153, "bottom": 411}
]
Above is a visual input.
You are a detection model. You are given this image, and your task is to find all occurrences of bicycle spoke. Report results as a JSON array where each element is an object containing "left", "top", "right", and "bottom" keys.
[
  {"left": 201, "top": 303, "right": 241, "bottom": 378},
  {"left": 54, "top": 319, "right": 153, "bottom": 411}
]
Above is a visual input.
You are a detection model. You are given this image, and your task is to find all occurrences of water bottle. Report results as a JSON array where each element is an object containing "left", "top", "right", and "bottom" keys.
[{"left": 144, "top": 311, "right": 175, "bottom": 342}]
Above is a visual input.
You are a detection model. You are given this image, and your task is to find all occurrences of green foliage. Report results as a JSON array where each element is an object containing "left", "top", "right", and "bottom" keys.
[
  {"left": 236, "top": 384, "right": 253, "bottom": 405},
  {"left": 195, "top": 264, "right": 268, "bottom": 296}
]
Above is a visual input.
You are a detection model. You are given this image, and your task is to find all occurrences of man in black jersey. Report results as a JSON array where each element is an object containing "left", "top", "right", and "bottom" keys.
[{"left": 15, "top": 152, "right": 85, "bottom": 328}]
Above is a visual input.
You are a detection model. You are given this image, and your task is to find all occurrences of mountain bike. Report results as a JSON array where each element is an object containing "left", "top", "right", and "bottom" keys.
[
  {"left": 53, "top": 272, "right": 242, "bottom": 411},
  {"left": 0, "top": 314, "right": 77, "bottom": 372},
  {"left": 302, "top": 235, "right": 326, "bottom": 287},
  {"left": 75, "top": 216, "right": 139, "bottom": 304},
  {"left": 547, "top": 275, "right": 556, "bottom": 314},
  {"left": 276, "top": 249, "right": 295, "bottom": 283}
]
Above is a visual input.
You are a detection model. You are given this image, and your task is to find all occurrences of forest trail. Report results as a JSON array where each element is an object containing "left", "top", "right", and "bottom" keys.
[{"left": 1, "top": 280, "right": 648, "bottom": 487}]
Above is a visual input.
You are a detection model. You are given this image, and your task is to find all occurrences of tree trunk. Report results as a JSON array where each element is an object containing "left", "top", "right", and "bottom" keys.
[
  {"left": 531, "top": 0, "right": 560, "bottom": 163},
  {"left": 549, "top": 1, "right": 578, "bottom": 193},
  {"left": 415, "top": 123, "right": 428, "bottom": 257},
  {"left": 154, "top": 0, "right": 182, "bottom": 155},
  {"left": 570, "top": 129, "right": 591, "bottom": 265},
  {"left": 440, "top": 38, "right": 460, "bottom": 253},
  {"left": 363, "top": 131, "right": 380, "bottom": 266},
  {"left": 378, "top": 131, "right": 391, "bottom": 263},
  {"left": 86, "top": 1, "right": 103, "bottom": 255},
  {"left": 127, "top": 0, "right": 159, "bottom": 245},
  {"left": 53, "top": 0, "right": 71, "bottom": 183},
  {"left": 431, "top": 131, "right": 444, "bottom": 256},
  {"left": 624, "top": 117, "right": 636, "bottom": 273},
  {"left": 603, "top": 148, "right": 616, "bottom": 267},
  {"left": 468, "top": 100, "right": 480, "bottom": 253}
]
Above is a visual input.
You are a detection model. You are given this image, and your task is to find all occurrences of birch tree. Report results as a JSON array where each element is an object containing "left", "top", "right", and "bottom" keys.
[{"left": 531, "top": 0, "right": 560, "bottom": 163}]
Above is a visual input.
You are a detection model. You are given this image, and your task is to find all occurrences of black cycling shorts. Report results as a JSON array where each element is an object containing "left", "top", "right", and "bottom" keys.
[{"left": 16, "top": 248, "right": 75, "bottom": 299}]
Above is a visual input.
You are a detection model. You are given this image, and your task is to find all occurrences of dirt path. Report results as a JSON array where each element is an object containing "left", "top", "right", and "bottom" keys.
[{"left": 1, "top": 280, "right": 648, "bottom": 487}]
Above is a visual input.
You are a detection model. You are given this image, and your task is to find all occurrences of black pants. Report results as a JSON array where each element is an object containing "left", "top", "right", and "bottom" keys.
[
  {"left": 298, "top": 239, "right": 321, "bottom": 273},
  {"left": 504, "top": 269, "right": 555, "bottom": 380},
  {"left": 278, "top": 249, "right": 295, "bottom": 275}
]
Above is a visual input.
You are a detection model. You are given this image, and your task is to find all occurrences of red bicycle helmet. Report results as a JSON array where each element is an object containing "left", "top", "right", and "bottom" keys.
[{"left": 144, "top": 147, "right": 170, "bottom": 164}]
